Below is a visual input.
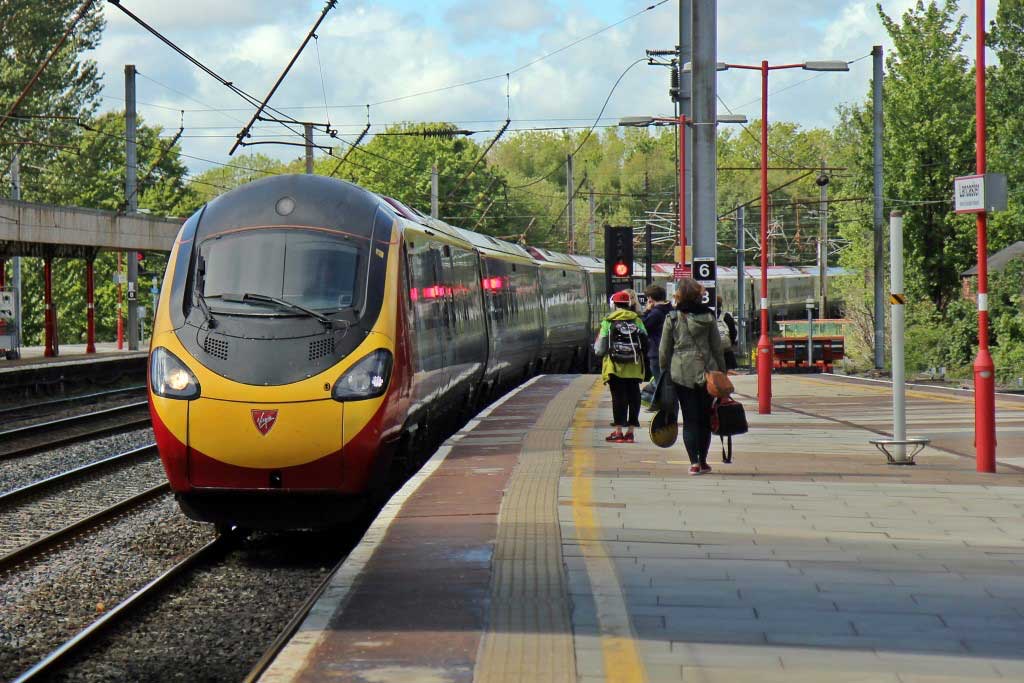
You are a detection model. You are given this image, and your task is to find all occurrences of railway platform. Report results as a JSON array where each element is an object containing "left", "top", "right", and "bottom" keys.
[
  {"left": 0, "top": 342, "right": 147, "bottom": 399},
  {"left": 260, "top": 373, "right": 1024, "bottom": 683}
]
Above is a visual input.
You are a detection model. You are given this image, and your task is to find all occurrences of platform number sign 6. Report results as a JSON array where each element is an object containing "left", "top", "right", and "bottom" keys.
[{"left": 693, "top": 257, "right": 716, "bottom": 283}]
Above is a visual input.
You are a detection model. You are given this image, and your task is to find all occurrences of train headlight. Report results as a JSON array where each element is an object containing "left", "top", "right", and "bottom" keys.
[
  {"left": 150, "top": 347, "right": 201, "bottom": 400},
  {"left": 332, "top": 349, "right": 393, "bottom": 402}
]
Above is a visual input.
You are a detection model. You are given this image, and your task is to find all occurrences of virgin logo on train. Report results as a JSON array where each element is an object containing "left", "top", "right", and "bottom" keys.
[{"left": 251, "top": 409, "right": 279, "bottom": 436}]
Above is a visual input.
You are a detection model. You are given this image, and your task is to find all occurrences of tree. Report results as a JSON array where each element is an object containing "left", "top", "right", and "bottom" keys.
[
  {"left": 876, "top": 0, "right": 975, "bottom": 311},
  {"left": 1, "top": 0, "right": 104, "bottom": 186},
  {"left": 185, "top": 153, "right": 287, "bottom": 210},
  {"left": 14, "top": 112, "right": 193, "bottom": 346},
  {"left": 987, "top": 0, "right": 1024, "bottom": 252}
]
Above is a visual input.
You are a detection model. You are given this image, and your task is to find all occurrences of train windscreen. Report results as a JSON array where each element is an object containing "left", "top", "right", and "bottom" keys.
[{"left": 198, "top": 229, "right": 364, "bottom": 315}]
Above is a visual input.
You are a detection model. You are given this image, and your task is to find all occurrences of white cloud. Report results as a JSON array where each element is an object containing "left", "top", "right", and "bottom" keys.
[
  {"left": 444, "top": 0, "right": 557, "bottom": 41},
  {"left": 84, "top": 0, "right": 992, "bottom": 176}
]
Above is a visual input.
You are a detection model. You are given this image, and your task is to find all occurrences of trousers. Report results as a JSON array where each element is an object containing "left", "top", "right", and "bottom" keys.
[
  {"left": 608, "top": 376, "right": 641, "bottom": 427},
  {"left": 674, "top": 382, "right": 714, "bottom": 465}
]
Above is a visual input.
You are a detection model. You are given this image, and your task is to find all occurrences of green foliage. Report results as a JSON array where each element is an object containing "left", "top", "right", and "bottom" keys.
[
  {"left": 876, "top": 0, "right": 976, "bottom": 311},
  {"left": 1, "top": 0, "right": 104, "bottom": 188},
  {"left": 10, "top": 111, "right": 189, "bottom": 346},
  {"left": 186, "top": 153, "right": 287, "bottom": 210}
]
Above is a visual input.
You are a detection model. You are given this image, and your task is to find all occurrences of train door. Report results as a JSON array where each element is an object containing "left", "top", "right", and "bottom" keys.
[
  {"left": 406, "top": 239, "right": 448, "bottom": 408},
  {"left": 444, "top": 245, "right": 487, "bottom": 397}
]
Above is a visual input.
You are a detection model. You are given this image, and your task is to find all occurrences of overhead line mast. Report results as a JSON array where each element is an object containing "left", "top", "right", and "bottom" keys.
[{"left": 230, "top": 0, "right": 339, "bottom": 155}]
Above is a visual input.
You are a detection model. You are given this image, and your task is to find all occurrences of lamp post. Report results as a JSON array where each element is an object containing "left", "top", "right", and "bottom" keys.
[
  {"left": 720, "top": 59, "right": 849, "bottom": 414},
  {"left": 619, "top": 113, "right": 747, "bottom": 277}
]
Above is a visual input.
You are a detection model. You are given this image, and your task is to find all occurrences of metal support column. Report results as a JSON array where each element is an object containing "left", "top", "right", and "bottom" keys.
[
  {"left": 588, "top": 185, "right": 596, "bottom": 257},
  {"left": 690, "top": 0, "right": 717, "bottom": 264},
  {"left": 872, "top": 45, "right": 885, "bottom": 369},
  {"left": 430, "top": 165, "right": 439, "bottom": 218},
  {"left": 678, "top": 0, "right": 693, "bottom": 247},
  {"left": 566, "top": 153, "right": 575, "bottom": 253},
  {"left": 125, "top": 64, "right": 139, "bottom": 351},
  {"left": 86, "top": 257, "right": 96, "bottom": 354},
  {"left": 44, "top": 257, "right": 56, "bottom": 357},
  {"left": 304, "top": 123, "right": 314, "bottom": 174},
  {"left": 818, "top": 159, "right": 828, "bottom": 317},
  {"left": 890, "top": 210, "right": 907, "bottom": 461},
  {"left": 736, "top": 205, "right": 746, "bottom": 359},
  {"left": 10, "top": 151, "right": 22, "bottom": 354}
]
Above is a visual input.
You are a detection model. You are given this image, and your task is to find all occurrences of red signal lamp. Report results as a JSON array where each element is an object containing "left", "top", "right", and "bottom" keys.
[{"left": 612, "top": 261, "right": 630, "bottom": 277}]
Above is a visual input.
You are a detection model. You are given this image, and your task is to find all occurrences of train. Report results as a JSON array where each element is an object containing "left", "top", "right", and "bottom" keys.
[{"left": 147, "top": 174, "right": 835, "bottom": 529}]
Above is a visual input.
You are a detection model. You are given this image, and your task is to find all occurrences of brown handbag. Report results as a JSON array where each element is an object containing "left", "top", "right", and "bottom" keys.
[{"left": 705, "top": 370, "right": 734, "bottom": 398}]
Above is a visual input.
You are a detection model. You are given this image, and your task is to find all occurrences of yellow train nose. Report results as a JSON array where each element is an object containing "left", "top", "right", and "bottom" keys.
[{"left": 187, "top": 397, "right": 343, "bottom": 470}]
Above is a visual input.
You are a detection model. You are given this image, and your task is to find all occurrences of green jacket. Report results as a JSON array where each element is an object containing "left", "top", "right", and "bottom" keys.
[
  {"left": 659, "top": 308, "right": 726, "bottom": 389},
  {"left": 598, "top": 309, "right": 648, "bottom": 383}
]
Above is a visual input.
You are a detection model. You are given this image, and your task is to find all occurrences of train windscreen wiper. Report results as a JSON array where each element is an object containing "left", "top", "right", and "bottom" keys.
[{"left": 220, "top": 292, "right": 335, "bottom": 328}]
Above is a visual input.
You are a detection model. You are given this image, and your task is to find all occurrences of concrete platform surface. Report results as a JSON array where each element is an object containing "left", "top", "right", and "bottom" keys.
[
  {"left": 260, "top": 373, "right": 1024, "bottom": 683},
  {"left": 0, "top": 341, "right": 147, "bottom": 374}
]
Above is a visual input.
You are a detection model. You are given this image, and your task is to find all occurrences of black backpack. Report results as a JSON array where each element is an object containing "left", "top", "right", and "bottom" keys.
[{"left": 609, "top": 319, "right": 644, "bottom": 363}]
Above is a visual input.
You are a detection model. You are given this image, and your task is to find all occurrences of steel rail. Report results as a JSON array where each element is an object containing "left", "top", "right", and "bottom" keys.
[
  {"left": 13, "top": 534, "right": 229, "bottom": 683},
  {"left": 0, "top": 402, "right": 151, "bottom": 460},
  {"left": 241, "top": 551, "right": 348, "bottom": 683},
  {"left": 0, "top": 443, "right": 158, "bottom": 505},
  {"left": 0, "top": 482, "right": 169, "bottom": 572},
  {"left": 0, "top": 385, "right": 146, "bottom": 418}
]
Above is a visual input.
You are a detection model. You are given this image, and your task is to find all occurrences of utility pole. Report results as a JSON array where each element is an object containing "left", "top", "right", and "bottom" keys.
[
  {"left": 566, "top": 154, "right": 575, "bottom": 253},
  {"left": 736, "top": 205, "right": 746, "bottom": 359},
  {"left": 678, "top": 0, "right": 693, "bottom": 249},
  {"left": 691, "top": 0, "right": 717, "bottom": 266},
  {"left": 10, "top": 151, "right": 22, "bottom": 355},
  {"left": 304, "top": 123, "right": 314, "bottom": 174},
  {"left": 872, "top": 45, "right": 885, "bottom": 369},
  {"left": 588, "top": 185, "right": 596, "bottom": 257},
  {"left": 644, "top": 171, "right": 652, "bottom": 283},
  {"left": 430, "top": 165, "right": 438, "bottom": 219},
  {"left": 125, "top": 64, "right": 139, "bottom": 351},
  {"left": 818, "top": 159, "right": 829, "bottom": 317}
]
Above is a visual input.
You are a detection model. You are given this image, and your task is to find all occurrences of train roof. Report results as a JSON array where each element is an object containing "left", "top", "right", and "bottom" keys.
[
  {"left": 452, "top": 227, "right": 534, "bottom": 260},
  {"left": 526, "top": 246, "right": 580, "bottom": 268}
]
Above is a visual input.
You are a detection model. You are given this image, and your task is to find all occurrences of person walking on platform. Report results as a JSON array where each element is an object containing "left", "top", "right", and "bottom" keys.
[
  {"left": 661, "top": 278, "right": 726, "bottom": 474},
  {"left": 595, "top": 290, "right": 648, "bottom": 443},
  {"left": 716, "top": 295, "right": 739, "bottom": 371},
  {"left": 640, "top": 285, "right": 673, "bottom": 410}
]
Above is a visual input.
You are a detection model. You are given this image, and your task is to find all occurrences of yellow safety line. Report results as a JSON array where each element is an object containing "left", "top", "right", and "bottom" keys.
[{"left": 570, "top": 380, "right": 647, "bottom": 683}]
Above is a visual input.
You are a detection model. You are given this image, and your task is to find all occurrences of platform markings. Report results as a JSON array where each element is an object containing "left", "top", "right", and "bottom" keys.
[
  {"left": 258, "top": 375, "right": 545, "bottom": 683},
  {"left": 569, "top": 379, "right": 647, "bottom": 683}
]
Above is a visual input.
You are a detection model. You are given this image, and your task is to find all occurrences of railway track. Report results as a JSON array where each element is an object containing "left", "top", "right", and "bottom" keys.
[
  {"left": 9, "top": 528, "right": 355, "bottom": 683},
  {"left": 13, "top": 534, "right": 230, "bottom": 683},
  {"left": 0, "top": 401, "right": 151, "bottom": 460},
  {"left": 0, "top": 385, "right": 147, "bottom": 421}
]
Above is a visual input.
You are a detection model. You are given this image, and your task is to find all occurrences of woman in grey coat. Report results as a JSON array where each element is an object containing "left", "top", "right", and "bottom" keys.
[{"left": 659, "top": 278, "right": 727, "bottom": 475}]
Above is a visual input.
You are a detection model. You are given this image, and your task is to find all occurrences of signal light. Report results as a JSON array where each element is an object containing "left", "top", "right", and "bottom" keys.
[{"left": 613, "top": 261, "right": 630, "bottom": 277}]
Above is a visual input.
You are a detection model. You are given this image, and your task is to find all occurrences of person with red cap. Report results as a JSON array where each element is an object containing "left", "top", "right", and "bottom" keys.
[{"left": 594, "top": 289, "right": 649, "bottom": 443}]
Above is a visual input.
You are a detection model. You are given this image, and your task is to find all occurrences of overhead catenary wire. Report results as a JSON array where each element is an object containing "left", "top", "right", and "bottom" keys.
[{"left": 229, "top": 0, "right": 339, "bottom": 155}]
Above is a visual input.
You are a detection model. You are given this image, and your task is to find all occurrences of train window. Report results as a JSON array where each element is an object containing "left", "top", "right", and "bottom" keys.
[
  {"left": 443, "top": 245, "right": 451, "bottom": 258},
  {"left": 199, "top": 229, "right": 362, "bottom": 314}
]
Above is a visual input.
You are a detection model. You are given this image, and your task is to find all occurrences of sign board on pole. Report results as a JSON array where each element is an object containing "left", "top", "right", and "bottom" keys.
[
  {"left": 673, "top": 263, "right": 691, "bottom": 280},
  {"left": 693, "top": 258, "right": 716, "bottom": 283},
  {"left": 954, "top": 173, "right": 1008, "bottom": 214},
  {"left": 693, "top": 257, "right": 718, "bottom": 312}
]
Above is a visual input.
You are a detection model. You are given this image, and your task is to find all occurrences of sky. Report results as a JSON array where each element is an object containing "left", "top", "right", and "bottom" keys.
[{"left": 87, "top": 0, "right": 991, "bottom": 176}]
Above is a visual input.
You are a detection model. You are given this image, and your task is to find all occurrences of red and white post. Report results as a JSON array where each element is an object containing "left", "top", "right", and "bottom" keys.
[
  {"left": 974, "top": 0, "right": 996, "bottom": 472},
  {"left": 756, "top": 60, "right": 772, "bottom": 414}
]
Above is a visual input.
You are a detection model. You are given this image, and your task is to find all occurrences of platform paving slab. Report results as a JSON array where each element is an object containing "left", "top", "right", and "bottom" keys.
[{"left": 260, "top": 373, "right": 1024, "bottom": 682}]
